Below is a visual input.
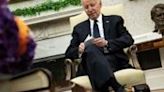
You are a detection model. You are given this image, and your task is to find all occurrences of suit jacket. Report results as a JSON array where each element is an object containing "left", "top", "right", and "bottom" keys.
[{"left": 65, "top": 15, "right": 134, "bottom": 69}]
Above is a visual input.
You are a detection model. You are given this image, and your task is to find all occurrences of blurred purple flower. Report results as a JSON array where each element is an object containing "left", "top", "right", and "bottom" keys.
[{"left": 0, "top": 0, "right": 36, "bottom": 75}]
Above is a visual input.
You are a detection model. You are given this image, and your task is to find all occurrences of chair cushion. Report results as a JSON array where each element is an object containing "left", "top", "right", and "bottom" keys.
[
  {"left": 71, "top": 76, "right": 92, "bottom": 90},
  {"left": 114, "top": 69, "right": 146, "bottom": 86},
  {"left": 70, "top": 69, "right": 145, "bottom": 89}
]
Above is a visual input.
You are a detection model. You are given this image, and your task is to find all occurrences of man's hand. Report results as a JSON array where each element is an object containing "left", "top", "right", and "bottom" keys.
[
  {"left": 93, "top": 37, "right": 108, "bottom": 47},
  {"left": 78, "top": 42, "right": 85, "bottom": 54}
]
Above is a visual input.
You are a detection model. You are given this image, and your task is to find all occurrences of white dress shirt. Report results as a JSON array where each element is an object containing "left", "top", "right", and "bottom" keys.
[{"left": 90, "top": 14, "right": 105, "bottom": 38}]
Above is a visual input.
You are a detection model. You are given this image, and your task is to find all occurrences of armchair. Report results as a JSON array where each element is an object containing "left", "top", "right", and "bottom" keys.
[{"left": 65, "top": 4, "right": 150, "bottom": 92}]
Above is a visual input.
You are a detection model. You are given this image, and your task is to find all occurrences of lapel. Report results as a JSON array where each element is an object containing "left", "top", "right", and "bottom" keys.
[
  {"left": 81, "top": 20, "right": 91, "bottom": 41},
  {"left": 103, "top": 15, "right": 111, "bottom": 40},
  {"left": 84, "top": 20, "right": 91, "bottom": 36}
]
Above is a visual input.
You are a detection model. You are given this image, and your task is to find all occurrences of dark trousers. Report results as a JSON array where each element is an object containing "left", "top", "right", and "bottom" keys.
[{"left": 77, "top": 44, "right": 120, "bottom": 91}]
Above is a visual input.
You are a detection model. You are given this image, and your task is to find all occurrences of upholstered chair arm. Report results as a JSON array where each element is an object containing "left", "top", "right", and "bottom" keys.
[
  {"left": 128, "top": 45, "right": 141, "bottom": 69},
  {"left": 10, "top": 68, "right": 54, "bottom": 92},
  {"left": 65, "top": 59, "right": 73, "bottom": 81},
  {"left": 65, "top": 58, "right": 81, "bottom": 80}
]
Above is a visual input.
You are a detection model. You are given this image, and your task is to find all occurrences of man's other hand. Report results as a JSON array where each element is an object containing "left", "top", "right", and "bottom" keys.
[{"left": 79, "top": 42, "right": 85, "bottom": 54}]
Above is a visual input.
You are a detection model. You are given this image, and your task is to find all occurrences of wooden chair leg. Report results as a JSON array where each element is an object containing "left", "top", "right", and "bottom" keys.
[
  {"left": 125, "top": 86, "right": 133, "bottom": 92},
  {"left": 72, "top": 84, "right": 87, "bottom": 92}
]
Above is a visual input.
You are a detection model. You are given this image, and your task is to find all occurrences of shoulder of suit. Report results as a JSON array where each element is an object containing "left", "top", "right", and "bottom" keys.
[
  {"left": 103, "top": 15, "right": 123, "bottom": 23},
  {"left": 74, "top": 19, "right": 89, "bottom": 28},
  {"left": 104, "top": 15, "right": 122, "bottom": 19}
]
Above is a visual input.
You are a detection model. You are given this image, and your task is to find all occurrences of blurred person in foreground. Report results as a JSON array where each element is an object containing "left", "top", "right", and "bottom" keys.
[
  {"left": 0, "top": 0, "right": 36, "bottom": 75},
  {"left": 65, "top": 0, "right": 134, "bottom": 92}
]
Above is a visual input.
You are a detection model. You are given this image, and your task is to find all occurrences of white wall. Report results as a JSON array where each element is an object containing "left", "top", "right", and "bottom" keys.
[
  {"left": 35, "top": 35, "right": 71, "bottom": 59},
  {"left": 102, "top": 0, "right": 164, "bottom": 36}
]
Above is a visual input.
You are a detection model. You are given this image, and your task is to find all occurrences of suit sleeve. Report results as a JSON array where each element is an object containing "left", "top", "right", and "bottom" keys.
[
  {"left": 65, "top": 27, "right": 80, "bottom": 59},
  {"left": 107, "top": 16, "right": 134, "bottom": 52}
]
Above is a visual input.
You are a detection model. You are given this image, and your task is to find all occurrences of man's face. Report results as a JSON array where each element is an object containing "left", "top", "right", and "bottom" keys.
[
  {"left": 153, "top": 8, "right": 164, "bottom": 30},
  {"left": 82, "top": 0, "right": 101, "bottom": 20}
]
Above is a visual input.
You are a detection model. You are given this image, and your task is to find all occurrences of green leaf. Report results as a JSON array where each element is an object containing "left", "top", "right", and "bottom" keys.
[{"left": 12, "top": 0, "right": 81, "bottom": 16}]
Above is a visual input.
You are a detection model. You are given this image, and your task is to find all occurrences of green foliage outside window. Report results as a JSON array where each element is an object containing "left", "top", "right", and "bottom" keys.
[{"left": 13, "top": 0, "right": 81, "bottom": 16}]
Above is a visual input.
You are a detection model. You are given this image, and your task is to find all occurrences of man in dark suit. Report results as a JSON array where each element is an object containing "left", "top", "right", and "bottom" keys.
[{"left": 65, "top": 0, "right": 134, "bottom": 92}]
